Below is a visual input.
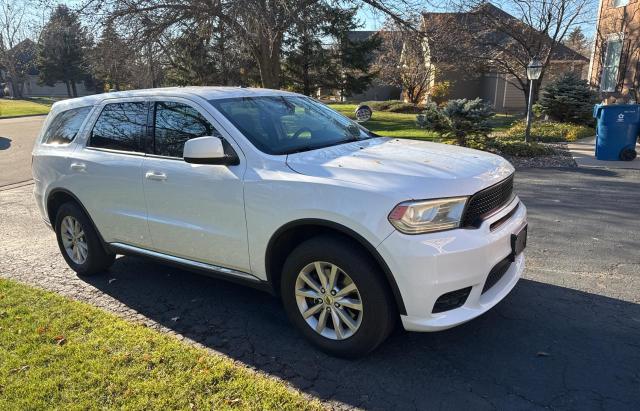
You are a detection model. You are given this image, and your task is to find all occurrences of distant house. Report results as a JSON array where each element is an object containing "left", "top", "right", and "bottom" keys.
[
  {"left": 1, "top": 39, "right": 93, "bottom": 99},
  {"left": 420, "top": 4, "right": 589, "bottom": 113},
  {"left": 588, "top": 0, "right": 640, "bottom": 103}
]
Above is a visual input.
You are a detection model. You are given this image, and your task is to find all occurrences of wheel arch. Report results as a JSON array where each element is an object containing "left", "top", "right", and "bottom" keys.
[
  {"left": 46, "top": 188, "right": 111, "bottom": 253},
  {"left": 265, "top": 219, "right": 407, "bottom": 315}
]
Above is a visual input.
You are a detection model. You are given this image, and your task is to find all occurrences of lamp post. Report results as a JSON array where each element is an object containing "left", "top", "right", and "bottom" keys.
[{"left": 525, "top": 57, "right": 543, "bottom": 143}]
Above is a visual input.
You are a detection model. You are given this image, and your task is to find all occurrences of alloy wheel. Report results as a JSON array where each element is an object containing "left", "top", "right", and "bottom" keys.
[
  {"left": 60, "top": 215, "right": 88, "bottom": 265},
  {"left": 294, "top": 261, "right": 363, "bottom": 340}
]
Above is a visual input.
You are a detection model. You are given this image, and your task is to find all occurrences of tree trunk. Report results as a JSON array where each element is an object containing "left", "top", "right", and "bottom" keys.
[
  {"left": 71, "top": 81, "right": 78, "bottom": 97},
  {"left": 65, "top": 81, "right": 72, "bottom": 97},
  {"left": 254, "top": 33, "right": 282, "bottom": 89}
]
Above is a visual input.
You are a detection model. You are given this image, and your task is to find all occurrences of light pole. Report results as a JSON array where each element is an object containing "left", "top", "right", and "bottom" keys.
[{"left": 525, "top": 57, "right": 543, "bottom": 143}]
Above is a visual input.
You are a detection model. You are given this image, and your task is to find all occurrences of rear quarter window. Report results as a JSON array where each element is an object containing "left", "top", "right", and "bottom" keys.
[{"left": 42, "top": 106, "right": 92, "bottom": 145}]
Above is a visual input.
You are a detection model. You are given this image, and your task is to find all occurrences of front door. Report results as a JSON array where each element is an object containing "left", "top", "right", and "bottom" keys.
[{"left": 141, "top": 99, "right": 250, "bottom": 272}]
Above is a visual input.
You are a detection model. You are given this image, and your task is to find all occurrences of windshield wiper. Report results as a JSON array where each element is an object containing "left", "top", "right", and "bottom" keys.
[{"left": 283, "top": 138, "right": 360, "bottom": 154}]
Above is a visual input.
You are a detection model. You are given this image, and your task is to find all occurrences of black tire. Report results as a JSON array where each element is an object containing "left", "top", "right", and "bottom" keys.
[
  {"left": 280, "top": 235, "right": 396, "bottom": 358},
  {"left": 54, "top": 202, "right": 115, "bottom": 276}
]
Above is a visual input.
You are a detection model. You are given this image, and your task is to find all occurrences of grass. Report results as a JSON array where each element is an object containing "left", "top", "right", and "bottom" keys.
[
  {"left": 328, "top": 103, "right": 520, "bottom": 141},
  {"left": 0, "top": 98, "right": 53, "bottom": 118},
  {"left": 0, "top": 279, "right": 321, "bottom": 410},
  {"left": 328, "top": 103, "right": 439, "bottom": 140}
]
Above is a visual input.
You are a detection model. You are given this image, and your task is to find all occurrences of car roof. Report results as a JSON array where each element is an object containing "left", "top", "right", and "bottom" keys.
[{"left": 50, "top": 87, "right": 301, "bottom": 112}]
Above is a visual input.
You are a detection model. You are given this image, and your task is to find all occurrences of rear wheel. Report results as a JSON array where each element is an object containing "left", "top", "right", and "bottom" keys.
[
  {"left": 281, "top": 236, "right": 396, "bottom": 358},
  {"left": 54, "top": 202, "right": 115, "bottom": 276}
]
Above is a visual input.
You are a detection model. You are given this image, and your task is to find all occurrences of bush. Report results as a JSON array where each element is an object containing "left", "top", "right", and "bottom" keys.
[
  {"left": 537, "top": 73, "right": 598, "bottom": 123},
  {"left": 361, "top": 100, "right": 421, "bottom": 113},
  {"left": 505, "top": 120, "right": 594, "bottom": 142},
  {"left": 491, "top": 140, "right": 555, "bottom": 157},
  {"left": 416, "top": 102, "right": 449, "bottom": 131},
  {"left": 417, "top": 98, "right": 495, "bottom": 147},
  {"left": 429, "top": 81, "right": 452, "bottom": 105}
]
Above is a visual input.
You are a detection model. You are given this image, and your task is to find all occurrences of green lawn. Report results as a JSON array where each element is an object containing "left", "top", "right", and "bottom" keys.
[
  {"left": 0, "top": 98, "right": 53, "bottom": 117},
  {"left": 328, "top": 103, "right": 520, "bottom": 140},
  {"left": 0, "top": 279, "right": 321, "bottom": 410},
  {"left": 328, "top": 103, "right": 440, "bottom": 140}
]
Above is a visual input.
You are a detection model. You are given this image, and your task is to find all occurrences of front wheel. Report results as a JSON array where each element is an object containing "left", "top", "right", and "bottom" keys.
[{"left": 280, "top": 236, "right": 396, "bottom": 358}]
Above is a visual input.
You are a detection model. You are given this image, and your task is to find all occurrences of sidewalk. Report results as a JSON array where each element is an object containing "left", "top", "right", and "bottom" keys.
[{"left": 567, "top": 137, "right": 640, "bottom": 169}]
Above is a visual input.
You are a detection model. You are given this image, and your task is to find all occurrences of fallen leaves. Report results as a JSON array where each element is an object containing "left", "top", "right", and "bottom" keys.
[{"left": 53, "top": 335, "right": 66, "bottom": 346}]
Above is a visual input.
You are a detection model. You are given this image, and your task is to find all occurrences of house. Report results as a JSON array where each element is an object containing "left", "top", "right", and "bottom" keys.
[
  {"left": 588, "top": 0, "right": 640, "bottom": 103},
  {"left": 420, "top": 4, "right": 589, "bottom": 113},
  {"left": 1, "top": 39, "right": 93, "bottom": 99}
]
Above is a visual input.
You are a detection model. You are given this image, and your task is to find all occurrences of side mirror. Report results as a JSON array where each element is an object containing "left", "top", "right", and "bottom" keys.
[{"left": 183, "top": 136, "right": 238, "bottom": 165}]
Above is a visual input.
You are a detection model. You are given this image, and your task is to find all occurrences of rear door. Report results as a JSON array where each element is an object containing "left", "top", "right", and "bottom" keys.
[
  {"left": 141, "top": 98, "right": 250, "bottom": 272},
  {"left": 69, "top": 100, "right": 152, "bottom": 247}
]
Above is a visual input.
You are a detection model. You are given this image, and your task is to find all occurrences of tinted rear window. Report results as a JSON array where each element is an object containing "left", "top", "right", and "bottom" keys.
[
  {"left": 42, "top": 106, "right": 91, "bottom": 145},
  {"left": 89, "top": 102, "right": 147, "bottom": 152}
]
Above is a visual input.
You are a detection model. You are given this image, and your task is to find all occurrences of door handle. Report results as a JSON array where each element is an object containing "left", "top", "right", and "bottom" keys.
[
  {"left": 145, "top": 171, "right": 167, "bottom": 181},
  {"left": 70, "top": 162, "right": 86, "bottom": 172}
]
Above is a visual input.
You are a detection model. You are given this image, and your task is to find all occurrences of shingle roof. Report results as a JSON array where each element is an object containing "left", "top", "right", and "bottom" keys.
[{"left": 421, "top": 3, "right": 587, "bottom": 62}]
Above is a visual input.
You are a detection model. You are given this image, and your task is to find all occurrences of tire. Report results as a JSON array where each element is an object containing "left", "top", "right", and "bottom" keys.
[
  {"left": 54, "top": 202, "right": 115, "bottom": 276},
  {"left": 280, "top": 235, "right": 396, "bottom": 358}
]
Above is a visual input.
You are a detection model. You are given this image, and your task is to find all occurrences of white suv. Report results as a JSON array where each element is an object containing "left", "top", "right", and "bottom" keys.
[{"left": 32, "top": 87, "right": 527, "bottom": 357}]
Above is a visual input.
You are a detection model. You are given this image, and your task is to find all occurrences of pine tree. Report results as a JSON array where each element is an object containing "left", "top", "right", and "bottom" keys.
[
  {"left": 91, "top": 21, "right": 132, "bottom": 91},
  {"left": 325, "top": 8, "right": 381, "bottom": 100},
  {"left": 538, "top": 73, "right": 598, "bottom": 124},
  {"left": 565, "top": 27, "right": 589, "bottom": 57},
  {"left": 37, "top": 5, "right": 91, "bottom": 97}
]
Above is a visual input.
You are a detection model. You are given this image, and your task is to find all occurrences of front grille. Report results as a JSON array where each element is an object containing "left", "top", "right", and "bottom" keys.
[
  {"left": 482, "top": 257, "right": 512, "bottom": 294},
  {"left": 462, "top": 174, "right": 515, "bottom": 227}
]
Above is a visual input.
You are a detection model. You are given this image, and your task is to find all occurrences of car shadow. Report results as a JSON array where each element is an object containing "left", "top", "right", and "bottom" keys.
[
  {"left": 0, "top": 136, "right": 11, "bottom": 150},
  {"left": 84, "top": 257, "right": 640, "bottom": 410}
]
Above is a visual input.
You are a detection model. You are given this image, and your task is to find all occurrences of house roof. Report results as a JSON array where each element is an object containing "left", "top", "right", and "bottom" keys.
[{"left": 421, "top": 3, "right": 588, "bottom": 63}]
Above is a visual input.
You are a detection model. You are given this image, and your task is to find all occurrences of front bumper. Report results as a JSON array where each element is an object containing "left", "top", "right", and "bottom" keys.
[{"left": 377, "top": 197, "right": 527, "bottom": 332}]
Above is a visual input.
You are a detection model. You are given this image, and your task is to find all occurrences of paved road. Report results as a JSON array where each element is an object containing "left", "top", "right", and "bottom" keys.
[
  {"left": 1, "top": 167, "right": 638, "bottom": 410},
  {"left": 0, "top": 116, "right": 46, "bottom": 187}
]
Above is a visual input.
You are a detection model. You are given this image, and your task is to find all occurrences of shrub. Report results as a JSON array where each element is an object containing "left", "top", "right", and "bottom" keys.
[
  {"left": 537, "top": 73, "right": 598, "bottom": 124},
  {"left": 417, "top": 98, "right": 495, "bottom": 147},
  {"left": 361, "top": 100, "right": 421, "bottom": 113},
  {"left": 416, "top": 102, "right": 449, "bottom": 131},
  {"left": 505, "top": 120, "right": 594, "bottom": 142},
  {"left": 491, "top": 140, "right": 555, "bottom": 157},
  {"left": 442, "top": 98, "right": 495, "bottom": 146},
  {"left": 429, "top": 81, "right": 452, "bottom": 105}
]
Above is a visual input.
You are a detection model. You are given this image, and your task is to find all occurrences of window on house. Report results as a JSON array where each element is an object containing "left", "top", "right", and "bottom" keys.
[
  {"left": 601, "top": 37, "right": 623, "bottom": 92},
  {"left": 612, "top": 0, "right": 628, "bottom": 7}
]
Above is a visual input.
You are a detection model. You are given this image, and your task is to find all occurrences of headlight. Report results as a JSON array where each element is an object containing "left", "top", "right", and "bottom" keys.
[{"left": 388, "top": 197, "right": 468, "bottom": 234}]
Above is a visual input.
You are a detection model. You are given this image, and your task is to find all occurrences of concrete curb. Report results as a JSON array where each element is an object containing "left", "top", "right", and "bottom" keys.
[{"left": 0, "top": 113, "right": 48, "bottom": 120}]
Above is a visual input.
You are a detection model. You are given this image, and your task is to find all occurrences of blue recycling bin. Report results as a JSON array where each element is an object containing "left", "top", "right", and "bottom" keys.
[{"left": 593, "top": 104, "right": 639, "bottom": 161}]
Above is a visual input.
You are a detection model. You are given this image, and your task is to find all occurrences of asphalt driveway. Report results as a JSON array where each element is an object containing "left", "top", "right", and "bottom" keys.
[
  {"left": 1, "top": 165, "right": 638, "bottom": 409},
  {"left": 0, "top": 116, "right": 46, "bottom": 187}
]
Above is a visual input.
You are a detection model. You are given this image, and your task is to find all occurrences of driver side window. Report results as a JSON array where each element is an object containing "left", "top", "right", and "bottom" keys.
[{"left": 153, "top": 101, "right": 222, "bottom": 158}]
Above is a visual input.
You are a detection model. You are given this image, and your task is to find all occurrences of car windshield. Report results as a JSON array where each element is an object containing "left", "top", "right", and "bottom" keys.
[{"left": 209, "top": 96, "right": 373, "bottom": 155}]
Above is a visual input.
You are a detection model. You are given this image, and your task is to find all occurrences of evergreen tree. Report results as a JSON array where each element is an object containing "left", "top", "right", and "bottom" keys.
[
  {"left": 282, "top": 5, "right": 332, "bottom": 96},
  {"left": 91, "top": 21, "right": 132, "bottom": 91},
  {"left": 37, "top": 5, "right": 91, "bottom": 97},
  {"left": 326, "top": 8, "right": 381, "bottom": 100},
  {"left": 565, "top": 27, "right": 589, "bottom": 57},
  {"left": 538, "top": 72, "right": 598, "bottom": 124}
]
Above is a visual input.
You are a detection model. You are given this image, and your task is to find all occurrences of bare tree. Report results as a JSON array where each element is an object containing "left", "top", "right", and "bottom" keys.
[
  {"left": 373, "top": 21, "right": 434, "bottom": 105},
  {"left": 452, "top": 0, "right": 593, "bottom": 106},
  {"left": 79, "top": 0, "right": 423, "bottom": 89},
  {"left": 0, "top": 0, "right": 32, "bottom": 98}
]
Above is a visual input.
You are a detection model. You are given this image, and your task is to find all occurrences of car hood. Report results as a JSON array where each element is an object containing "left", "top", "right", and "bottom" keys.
[{"left": 285, "top": 138, "right": 514, "bottom": 199}]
